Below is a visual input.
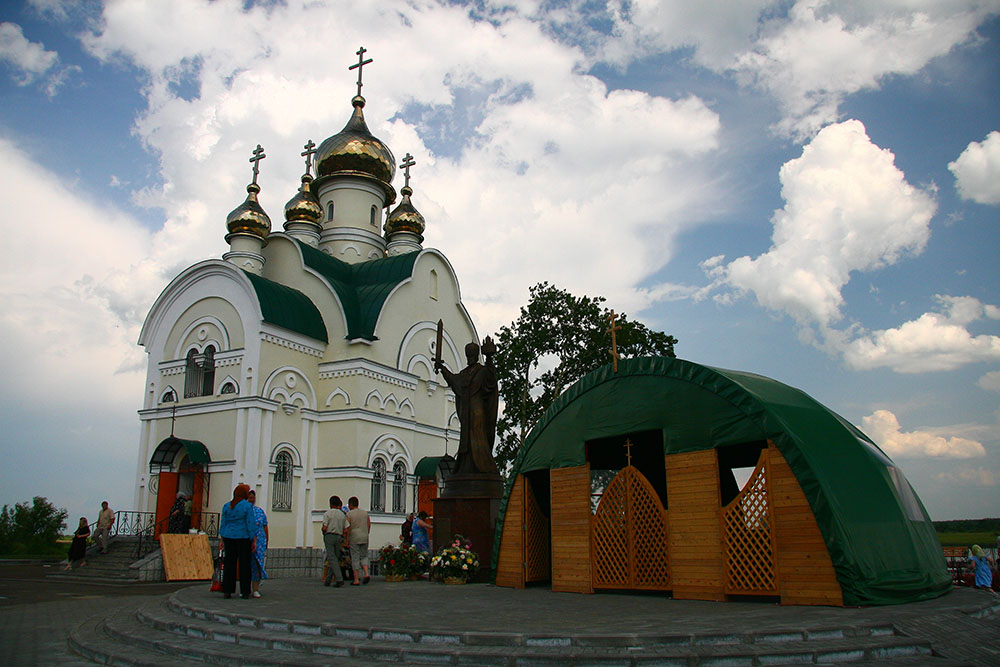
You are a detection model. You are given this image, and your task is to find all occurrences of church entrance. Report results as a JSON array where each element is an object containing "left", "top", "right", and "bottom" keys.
[
  {"left": 587, "top": 431, "right": 671, "bottom": 591},
  {"left": 149, "top": 436, "right": 211, "bottom": 536}
]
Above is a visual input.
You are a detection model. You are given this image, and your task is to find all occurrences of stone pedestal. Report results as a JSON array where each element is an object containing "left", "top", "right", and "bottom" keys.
[{"left": 432, "top": 496, "right": 501, "bottom": 582}]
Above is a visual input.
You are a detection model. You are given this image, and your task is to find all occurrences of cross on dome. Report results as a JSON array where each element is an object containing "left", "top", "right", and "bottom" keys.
[
  {"left": 349, "top": 46, "right": 373, "bottom": 97},
  {"left": 301, "top": 139, "right": 316, "bottom": 174},
  {"left": 249, "top": 144, "right": 266, "bottom": 186},
  {"left": 400, "top": 153, "right": 416, "bottom": 189}
]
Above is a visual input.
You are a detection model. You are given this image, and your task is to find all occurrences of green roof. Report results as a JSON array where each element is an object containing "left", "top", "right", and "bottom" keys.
[
  {"left": 243, "top": 271, "right": 328, "bottom": 343},
  {"left": 296, "top": 241, "right": 419, "bottom": 341},
  {"left": 495, "top": 356, "right": 951, "bottom": 606},
  {"left": 149, "top": 436, "right": 210, "bottom": 470}
]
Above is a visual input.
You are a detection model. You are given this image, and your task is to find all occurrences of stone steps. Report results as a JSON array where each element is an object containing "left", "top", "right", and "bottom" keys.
[{"left": 65, "top": 593, "right": 957, "bottom": 666}]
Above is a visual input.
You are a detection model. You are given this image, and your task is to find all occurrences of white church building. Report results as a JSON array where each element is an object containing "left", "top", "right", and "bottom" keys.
[{"left": 132, "top": 51, "right": 476, "bottom": 549}]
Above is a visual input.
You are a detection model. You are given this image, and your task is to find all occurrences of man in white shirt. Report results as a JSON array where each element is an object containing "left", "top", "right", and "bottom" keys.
[
  {"left": 321, "top": 495, "right": 348, "bottom": 587},
  {"left": 95, "top": 501, "right": 114, "bottom": 554}
]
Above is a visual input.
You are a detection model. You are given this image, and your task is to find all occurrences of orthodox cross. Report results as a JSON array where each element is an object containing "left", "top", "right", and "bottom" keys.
[
  {"left": 400, "top": 153, "right": 416, "bottom": 189},
  {"left": 249, "top": 144, "right": 266, "bottom": 185},
  {"left": 349, "top": 46, "right": 373, "bottom": 97},
  {"left": 607, "top": 310, "right": 621, "bottom": 373},
  {"left": 624, "top": 438, "right": 633, "bottom": 467},
  {"left": 301, "top": 139, "right": 316, "bottom": 174}
]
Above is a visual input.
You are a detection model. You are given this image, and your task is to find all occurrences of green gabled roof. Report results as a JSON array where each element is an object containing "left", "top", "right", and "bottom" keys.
[
  {"left": 494, "top": 356, "right": 950, "bottom": 606},
  {"left": 295, "top": 240, "right": 419, "bottom": 341},
  {"left": 243, "top": 271, "right": 328, "bottom": 343}
]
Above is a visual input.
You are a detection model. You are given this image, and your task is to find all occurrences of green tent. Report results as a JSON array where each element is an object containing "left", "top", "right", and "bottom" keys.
[{"left": 496, "top": 356, "right": 950, "bottom": 606}]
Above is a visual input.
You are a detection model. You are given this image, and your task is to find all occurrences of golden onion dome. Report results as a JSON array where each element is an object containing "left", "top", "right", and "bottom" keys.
[
  {"left": 314, "top": 95, "right": 396, "bottom": 202},
  {"left": 225, "top": 183, "right": 271, "bottom": 240},
  {"left": 283, "top": 173, "right": 322, "bottom": 226},
  {"left": 384, "top": 185, "right": 425, "bottom": 241}
]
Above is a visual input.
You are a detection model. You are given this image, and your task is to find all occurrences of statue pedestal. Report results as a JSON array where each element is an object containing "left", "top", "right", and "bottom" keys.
[{"left": 432, "top": 495, "right": 501, "bottom": 583}]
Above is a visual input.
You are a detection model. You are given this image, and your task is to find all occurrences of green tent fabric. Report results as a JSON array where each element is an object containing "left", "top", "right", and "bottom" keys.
[{"left": 494, "top": 356, "right": 950, "bottom": 606}]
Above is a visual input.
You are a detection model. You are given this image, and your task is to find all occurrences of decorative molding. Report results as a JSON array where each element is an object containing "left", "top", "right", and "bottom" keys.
[
  {"left": 319, "top": 358, "right": 417, "bottom": 390},
  {"left": 325, "top": 387, "right": 350, "bottom": 407},
  {"left": 138, "top": 396, "right": 279, "bottom": 420},
  {"left": 261, "top": 331, "right": 325, "bottom": 357}
]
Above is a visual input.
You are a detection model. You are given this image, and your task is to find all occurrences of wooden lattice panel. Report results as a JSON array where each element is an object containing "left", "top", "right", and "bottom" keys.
[
  {"left": 722, "top": 449, "right": 778, "bottom": 595},
  {"left": 495, "top": 475, "right": 525, "bottom": 589},
  {"left": 591, "top": 466, "right": 670, "bottom": 591},
  {"left": 592, "top": 471, "right": 629, "bottom": 587},
  {"left": 524, "top": 479, "right": 551, "bottom": 583},
  {"left": 550, "top": 464, "right": 593, "bottom": 593}
]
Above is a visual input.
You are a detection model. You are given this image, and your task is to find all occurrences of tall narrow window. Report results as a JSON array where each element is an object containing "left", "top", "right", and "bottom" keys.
[
  {"left": 370, "top": 205, "right": 378, "bottom": 226},
  {"left": 392, "top": 462, "right": 406, "bottom": 513},
  {"left": 184, "top": 349, "right": 202, "bottom": 398},
  {"left": 327, "top": 201, "right": 334, "bottom": 221},
  {"left": 271, "top": 451, "right": 293, "bottom": 511},
  {"left": 370, "top": 457, "right": 387, "bottom": 512},
  {"left": 429, "top": 269, "right": 438, "bottom": 300},
  {"left": 201, "top": 345, "right": 216, "bottom": 396}
]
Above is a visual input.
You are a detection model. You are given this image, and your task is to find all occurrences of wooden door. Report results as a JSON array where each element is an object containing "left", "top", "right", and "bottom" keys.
[
  {"left": 154, "top": 472, "right": 179, "bottom": 538},
  {"left": 591, "top": 466, "right": 671, "bottom": 591},
  {"left": 550, "top": 464, "right": 592, "bottom": 593}
]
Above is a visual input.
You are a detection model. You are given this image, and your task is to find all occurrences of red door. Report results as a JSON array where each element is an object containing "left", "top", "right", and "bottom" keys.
[{"left": 155, "top": 472, "right": 179, "bottom": 538}]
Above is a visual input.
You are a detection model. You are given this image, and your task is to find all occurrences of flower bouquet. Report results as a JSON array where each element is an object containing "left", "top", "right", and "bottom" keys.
[
  {"left": 429, "top": 535, "right": 479, "bottom": 583},
  {"left": 379, "top": 543, "right": 429, "bottom": 581}
]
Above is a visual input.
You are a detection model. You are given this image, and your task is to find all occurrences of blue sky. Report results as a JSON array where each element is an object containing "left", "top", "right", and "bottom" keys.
[{"left": 0, "top": 0, "right": 998, "bottom": 528}]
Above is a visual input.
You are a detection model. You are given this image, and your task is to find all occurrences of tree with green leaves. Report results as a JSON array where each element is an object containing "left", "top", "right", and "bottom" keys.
[
  {"left": 0, "top": 496, "right": 68, "bottom": 556},
  {"left": 493, "top": 282, "right": 677, "bottom": 475}
]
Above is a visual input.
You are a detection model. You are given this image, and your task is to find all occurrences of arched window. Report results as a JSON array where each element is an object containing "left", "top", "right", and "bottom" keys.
[
  {"left": 271, "top": 451, "right": 293, "bottom": 511},
  {"left": 392, "top": 462, "right": 406, "bottom": 514},
  {"left": 327, "top": 201, "right": 334, "bottom": 221},
  {"left": 370, "top": 205, "right": 378, "bottom": 227},
  {"left": 220, "top": 381, "right": 237, "bottom": 394},
  {"left": 201, "top": 345, "right": 215, "bottom": 396},
  {"left": 429, "top": 269, "right": 438, "bottom": 300},
  {"left": 370, "top": 457, "right": 387, "bottom": 512},
  {"left": 183, "top": 346, "right": 216, "bottom": 398}
]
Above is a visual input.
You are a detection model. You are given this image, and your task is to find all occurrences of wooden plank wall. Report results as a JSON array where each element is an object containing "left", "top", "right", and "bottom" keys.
[
  {"left": 550, "top": 464, "right": 593, "bottom": 594},
  {"left": 665, "top": 450, "right": 725, "bottom": 601},
  {"left": 494, "top": 475, "right": 525, "bottom": 589},
  {"left": 160, "top": 533, "right": 214, "bottom": 581},
  {"left": 769, "top": 447, "right": 843, "bottom": 606}
]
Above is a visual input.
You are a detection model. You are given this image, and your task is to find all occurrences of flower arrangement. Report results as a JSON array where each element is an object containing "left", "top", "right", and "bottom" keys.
[
  {"left": 379, "top": 543, "right": 429, "bottom": 578},
  {"left": 429, "top": 535, "right": 479, "bottom": 582}
]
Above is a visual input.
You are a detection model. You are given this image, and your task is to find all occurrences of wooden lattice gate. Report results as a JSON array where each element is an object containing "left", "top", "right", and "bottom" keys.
[
  {"left": 524, "top": 479, "right": 551, "bottom": 583},
  {"left": 591, "top": 466, "right": 671, "bottom": 590},
  {"left": 721, "top": 448, "right": 778, "bottom": 596}
]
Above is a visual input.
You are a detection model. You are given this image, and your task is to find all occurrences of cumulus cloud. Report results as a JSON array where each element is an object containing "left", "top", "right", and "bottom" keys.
[
  {"left": 844, "top": 295, "right": 1000, "bottom": 372},
  {"left": 80, "top": 0, "right": 722, "bottom": 335},
  {"left": 0, "top": 21, "right": 77, "bottom": 95},
  {"left": 608, "top": 1, "right": 998, "bottom": 139},
  {"left": 936, "top": 467, "right": 997, "bottom": 486},
  {"left": 949, "top": 131, "right": 1000, "bottom": 205},
  {"left": 978, "top": 370, "right": 1000, "bottom": 392},
  {"left": 862, "top": 409, "right": 987, "bottom": 459},
  {"left": 709, "top": 119, "right": 935, "bottom": 329}
]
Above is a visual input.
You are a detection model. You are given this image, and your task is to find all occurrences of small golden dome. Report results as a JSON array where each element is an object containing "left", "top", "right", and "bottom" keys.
[
  {"left": 226, "top": 183, "right": 271, "bottom": 240},
  {"left": 314, "top": 96, "right": 396, "bottom": 201},
  {"left": 283, "top": 173, "right": 322, "bottom": 227},
  {"left": 384, "top": 185, "right": 425, "bottom": 241}
]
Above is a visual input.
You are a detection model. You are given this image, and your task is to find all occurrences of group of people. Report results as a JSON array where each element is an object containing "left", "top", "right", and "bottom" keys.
[
  {"left": 218, "top": 484, "right": 269, "bottom": 599},
  {"left": 400, "top": 511, "right": 432, "bottom": 553},
  {"left": 321, "top": 496, "right": 371, "bottom": 587},
  {"left": 65, "top": 501, "right": 115, "bottom": 570}
]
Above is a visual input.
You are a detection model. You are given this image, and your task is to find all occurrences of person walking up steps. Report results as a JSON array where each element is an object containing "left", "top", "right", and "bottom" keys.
[
  {"left": 322, "top": 495, "right": 348, "bottom": 588},
  {"left": 95, "top": 501, "right": 114, "bottom": 554},
  {"left": 345, "top": 496, "right": 371, "bottom": 585}
]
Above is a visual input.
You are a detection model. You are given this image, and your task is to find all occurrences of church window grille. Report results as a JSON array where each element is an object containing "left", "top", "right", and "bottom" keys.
[
  {"left": 327, "top": 201, "right": 334, "bottom": 221},
  {"left": 370, "top": 205, "right": 378, "bottom": 226},
  {"left": 392, "top": 462, "right": 406, "bottom": 513},
  {"left": 161, "top": 388, "right": 176, "bottom": 403},
  {"left": 220, "top": 381, "right": 236, "bottom": 394},
  {"left": 370, "top": 457, "right": 387, "bottom": 512},
  {"left": 183, "top": 346, "right": 216, "bottom": 398},
  {"left": 271, "top": 451, "right": 293, "bottom": 511}
]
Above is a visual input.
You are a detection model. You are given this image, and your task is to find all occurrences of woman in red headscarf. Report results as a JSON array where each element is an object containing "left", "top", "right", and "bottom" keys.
[{"left": 219, "top": 484, "right": 257, "bottom": 599}]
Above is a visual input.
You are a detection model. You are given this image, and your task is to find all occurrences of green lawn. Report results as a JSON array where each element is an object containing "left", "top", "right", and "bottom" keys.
[{"left": 936, "top": 531, "right": 998, "bottom": 548}]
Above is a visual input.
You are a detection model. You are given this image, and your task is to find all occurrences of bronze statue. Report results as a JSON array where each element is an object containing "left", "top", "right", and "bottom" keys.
[{"left": 435, "top": 336, "right": 499, "bottom": 478}]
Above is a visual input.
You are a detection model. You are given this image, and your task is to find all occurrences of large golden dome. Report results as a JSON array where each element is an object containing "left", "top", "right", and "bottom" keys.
[
  {"left": 384, "top": 185, "right": 425, "bottom": 242},
  {"left": 283, "top": 173, "right": 322, "bottom": 227},
  {"left": 314, "top": 95, "right": 396, "bottom": 202},
  {"left": 226, "top": 183, "right": 271, "bottom": 240}
]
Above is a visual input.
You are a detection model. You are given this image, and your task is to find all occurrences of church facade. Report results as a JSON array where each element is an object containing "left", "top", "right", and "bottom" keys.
[{"left": 132, "top": 54, "right": 476, "bottom": 549}]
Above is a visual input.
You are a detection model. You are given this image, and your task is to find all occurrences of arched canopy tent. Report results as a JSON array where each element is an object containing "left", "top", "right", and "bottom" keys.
[{"left": 493, "top": 357, "right": 950, "bottom": 606}]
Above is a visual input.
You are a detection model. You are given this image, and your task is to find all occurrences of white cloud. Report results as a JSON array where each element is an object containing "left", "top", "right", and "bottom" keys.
[
  {"left": 949, "top": 130, "right": 1000, "bottom": 205},
  {"left": 0, "top": 21, "right": 77, "bottom": 95},
  {"left": 844, "top": 295, "right": 1000, "bottom": 372},
  {"left": 862, "top": 409, "right": 987, "bottom": 459},
  {"left": 80, "top": 0, "right": 722, "bottom": 336},
  {"left": 712, "top": 119, "right": 935, "bottom": 329},
  {"left": 937, "top": 467, "right": 998, "bottom": 486},
  {"left": 978, "top": 370, "right": 1000, "bottom": 392}
]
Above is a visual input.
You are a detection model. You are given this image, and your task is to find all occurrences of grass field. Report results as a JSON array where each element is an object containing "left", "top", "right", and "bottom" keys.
[{"left": 936, "top": 532, "right": 998, "bottom": 548}]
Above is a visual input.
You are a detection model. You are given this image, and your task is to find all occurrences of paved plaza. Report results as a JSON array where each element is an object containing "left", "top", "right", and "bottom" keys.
[{"left": 1, "top": 562, "right": 999, "bottom": 665}]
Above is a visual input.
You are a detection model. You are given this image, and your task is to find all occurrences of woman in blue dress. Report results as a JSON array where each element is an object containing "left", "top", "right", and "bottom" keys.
[
  {"left": 247, "top": 490, "right": 269, "bottom": 598},
  {"left": 970, "top": 545, "right": 994, "bottom": 592},
  {"left": 412, "top": 511, "right": 432, "bottom": 553},
  {"left": 219, "top": 484, "right": 256, "bottom": 599}
]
